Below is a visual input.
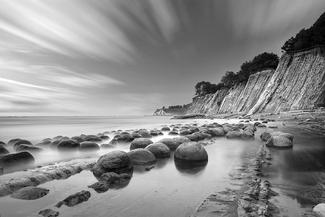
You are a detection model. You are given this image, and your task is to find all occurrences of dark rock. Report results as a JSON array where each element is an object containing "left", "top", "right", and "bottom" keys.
[
  {"left": 173, "top": 136, "right": 191, "bottom": 145},
  {"left": 266, "top": 136, "right": 293, "bottom": 148},
  {"left": 145, "top": 143, "right": 170, "bottom": 158},
  {"left": 38, "top": 209, "right": 59, "bottom": 217},
  {"left": 80, "top": 142, "right": 100, "bottom": 151},
  {"left": 71, "top": 136, "right": 85, "bottom": 143},
  {"left": 138, "top": 129, "right": 152, "bottom": 138},
  {"left": 117, "top": 134, "right": 134, "bottom": 143},
  {"left": 158, "top": 138, "right": 180, "bottom": 150},
  {"left": 150, "top": 130, "right": 159, "bottom": 136},
  {"left": 174, "top": 142, "right": 208, "bottom": 163},
  {"left": 0, "top": 145, "right": 9, "bottom": 155},
  {"left": 16, "top": 144, "right": 43, "bottom": 153},
  {"left": 13, "top": 139, "right": 33, "bottom": 151},
  {"left": 7, "top": 138, "right": 21, "bottom": 146},
  {"left": 92, "top": 150, "right": 133, "bottom": 177},
  {"left": 0, "top": 141, "right": 6, "bottom": 146},
  {"left": 101, "top": 172, "right": 132, "bottom": 183},
  {"left": 257, "top": 123, "right": 267, "bottom": 128},
  {"left": 127, "top": 149, "right": 156, "bottom": 165},
  {"left": 130, "top": 138, "right": 153, "bottom": 150},
  {"left": 57, "top": 139, "right": 80, "bottom": 151},
  {"left": 161, "top": 126, "right": 170, "bottom": 131},
  {"left": 131, "top": 132, "right": 142, "bottom": 138},
  {"left": 241, "top": 130, "right": 255, "bottom": 140},
  {"left": 100, "top": 143, "right": 115, "bottom": 149},
  {"left": 226, "top": 131, "right": 243, "bottom": 139},
  {"left": 145, "top": 165, "right": 155, "bottom": 171},
  {"left": 168, "top": 131, "right": 179, "bottom": 135},
  {"left": 179, "top": 130, "right": 191, "bottom": 136},
  {"left": 88, "top": 181, "right": 109, "bottom": 193},
  {"left": 10, "top": 187, "right": 49, "bottom": 200},
  {"left": 84, "top": 135, "right": 102, "bottom": 142},
  {"left": 0, "top": 151, "right": 35, "bottom": 169},
  {"left": 55, "top": 190, "right": 91, "bottom": 208}
]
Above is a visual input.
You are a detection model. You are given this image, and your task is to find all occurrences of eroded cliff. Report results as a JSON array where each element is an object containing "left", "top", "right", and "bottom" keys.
[{"left": 248, "top": 47, "right": 325, "bottom": 114}]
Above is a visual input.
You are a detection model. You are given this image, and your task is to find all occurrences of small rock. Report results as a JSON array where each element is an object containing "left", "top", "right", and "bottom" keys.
[
  {"left": 38, "top": 209, "right": 59, "bottom": 217},
  {"left": 55, "top": 190, "right": 91, "bottom": 208}
]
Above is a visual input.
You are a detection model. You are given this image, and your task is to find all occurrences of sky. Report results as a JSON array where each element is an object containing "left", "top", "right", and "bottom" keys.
[{"left": 0, "top": 0, "right": 324, "bottom": 116}]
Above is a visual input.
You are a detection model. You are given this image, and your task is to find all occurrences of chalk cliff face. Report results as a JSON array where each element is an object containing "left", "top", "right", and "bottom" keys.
[
  {"left": 186, "top": 47, "right": 325, "bottom": 115},
  {"left": 187, "top": 69, "right": 275, "bottom": 115},
  {"left": 248, "top": 48, "right": 325, "bottom": 114},
  {"left": 187, "top": 89, "right": 229, "bottom": 114}
]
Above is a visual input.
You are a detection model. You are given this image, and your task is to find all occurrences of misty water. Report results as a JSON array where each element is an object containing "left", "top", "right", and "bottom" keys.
[{"left": 0, "top": 116, "right": 325, "bottom": 216}]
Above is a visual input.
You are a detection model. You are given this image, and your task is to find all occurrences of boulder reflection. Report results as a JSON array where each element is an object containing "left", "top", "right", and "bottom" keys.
[{"left": 174, "top": 160, "right": 207, "bottom": 175}]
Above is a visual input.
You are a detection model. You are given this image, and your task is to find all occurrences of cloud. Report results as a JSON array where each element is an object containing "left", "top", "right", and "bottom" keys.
[
  {"left": 0, "top": 0, "right": 136, "bottom": 62},
  {"left": 0, "top": 77, "right": 84, "bottom": 114},
  {"left": 228, "top": 0, "right": 324, "bottom": 38}
]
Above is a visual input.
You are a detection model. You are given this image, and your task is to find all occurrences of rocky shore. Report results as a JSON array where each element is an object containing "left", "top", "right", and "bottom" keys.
[{"left": 1, "top": 116, "right": 324, "bottom": 217}]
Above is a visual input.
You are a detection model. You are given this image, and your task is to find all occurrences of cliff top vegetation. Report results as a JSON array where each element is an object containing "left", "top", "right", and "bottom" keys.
[
  {"left": 195, "top": 52, "right": 279, "bottom": 96},
  {"left": 282, "top": 11, "right": 325, "bottom": 52}
]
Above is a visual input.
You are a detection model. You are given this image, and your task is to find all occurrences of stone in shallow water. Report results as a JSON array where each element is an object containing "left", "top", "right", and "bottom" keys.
[
  {"left": 88, "top": 181, "right": 109, "bottom": 193},
  {"left": 174, "top": 142, "right": 208, "bottom": 163},
  {"left": 55, "top": 190, "right": 91, "bottom": 208},
  {"left": 38, "top": 209, "right": 59, "bottom": 217},
  {"left": 10, "top": 187, "right": 49, "bottom": 200}
]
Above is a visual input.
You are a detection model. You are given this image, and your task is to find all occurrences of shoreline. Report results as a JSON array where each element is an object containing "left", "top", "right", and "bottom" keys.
[{"left": 1, "top": 115, "right": 324, "bottom": 216}]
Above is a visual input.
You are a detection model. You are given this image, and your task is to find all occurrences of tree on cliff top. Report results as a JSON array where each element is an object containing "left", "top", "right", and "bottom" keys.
[
  {"left": 282, "top": 11, "right": 325, "bottom": 52},
  {"left": 195, "top": 81, "right": 225, "bottom": 96}
]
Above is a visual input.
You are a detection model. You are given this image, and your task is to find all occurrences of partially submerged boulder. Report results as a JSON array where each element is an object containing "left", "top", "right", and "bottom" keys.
[
  {"left": 137, "top": 129, "right": 152, "bottom": 138},
  {"left": 0, "top": 152, "right": 35, "bottom": 170},
  {"left": 13, "top": 139, "right": 33, "bottom": 151},
  {"left": 174, "top": 142, "right": 208, "bottom": 163},
  {"left": 57, "top": 139, "right": 80, "bottom": 151},
  {"left": 56, "top": 190, "right": 91, "bottom": 208},
  {"left": 145, "top": 143, "right": 170, "bottom": 158},
  {"left": 0, "top": 145, "right": 9, "bottom": 155},
  {"left": 38, "top": 209, "right": 59, "bottom": 217},
  {"left": 10, "top": 187, "right": 49, "bottom": 200},
  {"left": 158, "top": 138, "right": 179, "bottom": 150},
  {"left": 173, "top": 136, "right": 191, "bottom": 145},
  {"left": 80, "top": 142, "right": 100, "bottom": 151},
  {"left": 266, "top": 135, "right": 293, "bottom": 148},
  {"left": 92, "top": 150, "right": 133, "bottom": 177},
  {"left": 226, "top": 131, "right": 243, "bottom": 139},
  {"left": 16, "top": 144, "right": 43, "bottom": 153},
  {"left": 84, "top": 135, "right": 102, "bottom": 142},
  {"left": 313, "top": 203, "right": 325, "bottom": 217},
  {"left": 130, "top": 138, "right": 153, "bottom": 150},
  {"left": 127, "top": 149, "right": 156, "bottom": 165}
]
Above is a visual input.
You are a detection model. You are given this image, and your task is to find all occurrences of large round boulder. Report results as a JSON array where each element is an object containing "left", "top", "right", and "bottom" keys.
[
  {"left": 174, "top": 142, "right": 208, "bottom": 163},
  {"left": 80, "top": 142, "right": 100, "bottom": 151},
  {"left": 12, "top": 139, "right": 33, "bottom": 151},
  {"left": 161, "top": 126, "right": 170, "bottom": 131},
  {"left": 145, "top": 143, "right": 170, "bottom": 158},
  {"left": 130, "top": 138, "right": 153, "bottom": 150},
  {"left": 158, "top": 138, "right": 179, "bottom": 150},
  {"left": 313, "top": 203, "right": 325, "bottom": 217},
  {"left": 127, "top": 149, "right": 156, "bottom": 165},
  {"left": 84, "top": 135, "right": 102, "bottom": 142},
  {"left": 179, "top": 130, "right": 191, "bottom": 136},
  {"left": 137, "top": 129, "right": 152, "bottom": 138},
  {"left": 266, "top": 136, "right": 293, "bottom": 148},
  {"left": 92, "top": 150, "right": 133, "bottom": 177},
  {"left": 0, "top": 152, "right": 35, "bottom": 169},
  {"left": 0, "top": 145, "right": 9, "bottom": 155},
  {"left": 226, "top": 131, "right": 243, "bottom": 139},
  {"left": 57, "top": 139, "right": 80, "bottom": 151},
  {"left": 173, "top": 136, "right": 191, "bottom": 145},
  {"left": 212, "top": 128, "right": 226, "bottom": 136},
  {"left": 16, "top": 144, "right": 43, "bottom": 153},
  {"left": 71, "top": 136, "right": 85, "bottom": 143},
  {"left": 168, "top": 131, "right": 179, "bottom": 135},
  {"left": 116, "top": 134, "right": 134, "bottom": 143},
  {"left": 7, "top": 138, "right": 21, "bottom": 146}
]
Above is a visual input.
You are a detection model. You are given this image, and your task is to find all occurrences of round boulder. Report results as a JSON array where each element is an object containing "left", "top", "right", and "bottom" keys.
[
  {"left": 173, "top": 136, "right": 191, "bottom": 145},
  {"left": 145, "top": 143, "right": 170, "bottom": 158},
  {"left": 84, "top": 135, "right": 102, "bottom": 142},
  {"left": 174, "top": 142, "right": 208, "bottom": 163},
  {"left": 313, "top": 203, "right": 325, "bottom": 217},
  {"left": 0, "top": 145, "right": 9, "bottom": 155},
  {"left": 16, "top": 144, "right": 43, "bottom": 153},
  {"left": 158, "top": 138, "right": 179, "bottom": 150},
  {"left": 130, "top": 138, "right": 153, "bottom": 150},
  {"left": 92, "top": 150, "right": 133, "bottom": 177},
  {"left": 226, "top": 131, "right": 243, "bottom": 139},
  {"left": 127, "top": 149, "right": 156, "bottom": 165},
  {"left": 168, "top": 131, "right": 178, "bottom": 135},
  {"left": 138, "top": 129, "right": 152, "bottom": 138},
  {"left": 117, "top": 134, "right": 134, "bottom": 143},
  {"left": 266, "top": 136, "right": 293, "bottom": 148},
  {"left": 13, "top": 139, "right": 33, "bottom": 151},
  {"left": 0, "top": 151, "right": 35, "bottom": 168},
  {"left": 179, "top": 130, "right": 191, "bottom": 136},
  {"left": 80, "top": 142, "right": 100, "bottom": 151},
  {"left": 57, "top": 139, "right": 80, "bottom": 151},
  {"left": 161, "top": 126, "right": 170, "bottom": 131}
]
